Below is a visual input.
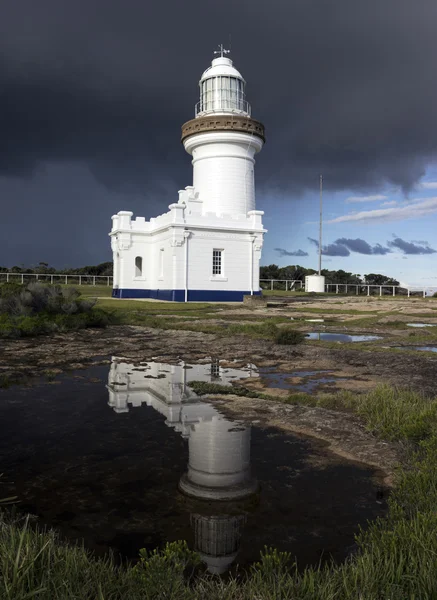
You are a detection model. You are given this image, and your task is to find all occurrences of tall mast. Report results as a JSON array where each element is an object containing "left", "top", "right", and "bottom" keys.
[{"left": 318, "top": 174, "right": 323, "bottom": 276}]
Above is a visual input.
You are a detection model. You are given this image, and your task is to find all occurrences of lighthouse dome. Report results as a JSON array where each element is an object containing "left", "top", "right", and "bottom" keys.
[
  {"left": 200, "top": 57, "right": 245, "bottom": 82},
  {"left": 196, "top": 56, "right": 250, "bottom": 118}
]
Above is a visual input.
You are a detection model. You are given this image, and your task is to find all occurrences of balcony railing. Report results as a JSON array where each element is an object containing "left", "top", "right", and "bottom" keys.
[{"left": 195, "top": 98, "right": 251, "bottom": 118}]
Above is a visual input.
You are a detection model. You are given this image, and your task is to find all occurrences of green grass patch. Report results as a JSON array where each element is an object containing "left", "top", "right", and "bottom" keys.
[{"left": 75, "top": 285, "right": 113, "bottom": 297}]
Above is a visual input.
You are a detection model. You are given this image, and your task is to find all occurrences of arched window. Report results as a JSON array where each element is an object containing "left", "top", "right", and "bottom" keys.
[{"left": 135, "top": 256, "right": 143, "bottom": 277}]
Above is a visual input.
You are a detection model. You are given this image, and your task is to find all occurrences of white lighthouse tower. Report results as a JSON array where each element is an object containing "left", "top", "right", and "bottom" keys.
[{"left": 110, "top": 47, "right": 266, "bottom": 301}]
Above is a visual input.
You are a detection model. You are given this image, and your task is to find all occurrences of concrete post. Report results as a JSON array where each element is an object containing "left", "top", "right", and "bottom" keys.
[{"left": 379, "top": 286, "right": 382, "bottom": 297}]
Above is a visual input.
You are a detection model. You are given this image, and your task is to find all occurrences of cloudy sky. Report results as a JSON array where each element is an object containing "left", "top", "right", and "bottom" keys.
[{"left": 1, "top": 0, "right": 437, "bottom": 286}]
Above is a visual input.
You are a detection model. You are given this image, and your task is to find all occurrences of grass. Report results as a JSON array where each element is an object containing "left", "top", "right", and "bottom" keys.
[
  {"left": 2, "top": 385, "right": 437, "bottom": 598},
  {"left": 74, "top": 285, "right": 113, "bottom": 298}
]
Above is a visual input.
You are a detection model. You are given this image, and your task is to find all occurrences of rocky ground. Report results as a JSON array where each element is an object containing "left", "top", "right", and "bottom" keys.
[{"left": 1, "top": 295, "right": 436, "bottom": 482}]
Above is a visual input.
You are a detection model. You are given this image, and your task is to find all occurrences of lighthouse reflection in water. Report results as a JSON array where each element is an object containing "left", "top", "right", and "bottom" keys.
[{"left": 107, "top": 357, "right": 259, "bottom": 574}]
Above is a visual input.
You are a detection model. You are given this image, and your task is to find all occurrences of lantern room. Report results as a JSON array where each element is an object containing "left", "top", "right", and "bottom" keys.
[{"left": 196, "top": 55, "right": 251, "bottom": 117}]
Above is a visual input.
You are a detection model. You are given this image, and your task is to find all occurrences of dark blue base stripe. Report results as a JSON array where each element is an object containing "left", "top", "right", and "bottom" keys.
[{"left": 112, "top": 289, "right": 261, "bottom": 302}]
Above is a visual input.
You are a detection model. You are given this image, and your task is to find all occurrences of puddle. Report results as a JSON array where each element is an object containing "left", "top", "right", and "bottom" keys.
[
  {"left": 306, "top": 332, "right": 382, "bottom": 342},
  {"left": 394, "top": 346, "right": 437, "bottom": 353},
  {"left": 406, "top": 323, "right": 436, "bottom": 328},
  {"left": 0, "top": 359, "right": 386, "bottom": 574},
  {"left": 259, "top": 369, "right": 347, "bottom": 393}
]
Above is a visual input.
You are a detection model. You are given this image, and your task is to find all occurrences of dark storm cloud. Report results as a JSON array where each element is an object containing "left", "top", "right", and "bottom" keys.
[
  {"left": 309, "top": 236, "right": 392, "bottom": 257},
  {"left": 388, "top": 238, "right": 437, "bottom": 255},
  {"left": 308, "top": 238, "right": 350, "bottom": 257},
  {"left": 275, "top": 248, "right": 309, "bottom": 257},
  {"left": 1, "top": 0, "right": 437, "bottom": 194},
  {"left": 2, "top": 0, "right": 437, "bottom": 265},
  {"left": 335, "top": 238, "right": 391, "bottom": 255}
]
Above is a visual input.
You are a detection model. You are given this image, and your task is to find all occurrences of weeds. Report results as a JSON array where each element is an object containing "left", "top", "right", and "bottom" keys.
[
  {"left": 188, "top": 380, "right": 268, "bottom": 399},
  {"left": 275, "top": 328, "right": 306, "bottom": 345}
]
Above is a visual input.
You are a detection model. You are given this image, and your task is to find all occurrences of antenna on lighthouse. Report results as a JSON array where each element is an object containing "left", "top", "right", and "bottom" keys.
[
  {"left": 214, "top": 44, "right": 230, "bottom": 58},
  {"left": 318, "top": 174, "right": 323, "bottom": 276}
]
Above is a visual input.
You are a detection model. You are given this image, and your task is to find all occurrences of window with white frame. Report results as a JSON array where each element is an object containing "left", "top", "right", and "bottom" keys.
[
  {"left": 135, "top": 256, "right": 143, "bottom": 277},
  {"left": 212, "top": 250, "right": 223, "bottom": 276}
]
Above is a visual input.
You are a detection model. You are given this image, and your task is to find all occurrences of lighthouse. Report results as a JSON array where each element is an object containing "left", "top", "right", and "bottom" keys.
[{"left": 110, "top": 47, "right": 266, "bottom": 302}]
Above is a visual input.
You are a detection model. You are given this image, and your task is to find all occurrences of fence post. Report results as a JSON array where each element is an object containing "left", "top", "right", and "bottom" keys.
[
  {"left": 21, "top": 274, "right": 24, "bottom": 284},
  {"left": 356, "top": 285, "right": 358, "bottom": 295},
  {"left": 65, "top": 275, "right": 67, "bottom": 285},
  {"left": 107, "top": 277, "right": 110, "bottom": 286},
  {"left": 271, "top": 280, "right": 273, "bottom": 291},
  {"left": 367, "top": 286, "right": 370, "bottom": 296},
  {"left": 336, "top": 284, "right": 339, "bottom": 294},
  {"left": 379, "top": 286, "right": 382, "bottom": 297},
  {"left": 79, "top": 275, "right": 82, "bottom": 285},
  {"left": 51, "top": 275, "right": 53, "bottom": 284},
  {"left": 393, "top": 286, "right": 395, "bottom": 297},
  {"left": 285, "top": 280, "right": 288, "bottom": 292},
  {"left": 6, "top": 273, "right": 9, "bottom": 283},
  {"left": 423, "top": 289, "right": 426, "bottom": 298},
  {"left": 93, "top": 276, "right": 96, "bottom": 286}
]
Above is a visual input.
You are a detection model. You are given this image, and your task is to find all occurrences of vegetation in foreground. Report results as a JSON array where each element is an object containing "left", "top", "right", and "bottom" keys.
[
  {"left": 0, "top": 282, "right": 112, "bottom": 338},
  {"left": 2, "top": 385, "right": 437, "bottom": 599}
]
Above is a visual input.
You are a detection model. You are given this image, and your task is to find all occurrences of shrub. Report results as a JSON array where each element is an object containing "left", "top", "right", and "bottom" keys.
[
  {"left": 0, "top": 282, "right": 24, "bottom": 298},
  {"left": 275, "top": 328, "right": 305, "bottom": 345},
  {"left": 0, "top": 283, "right": 113, "bottom": 338}
]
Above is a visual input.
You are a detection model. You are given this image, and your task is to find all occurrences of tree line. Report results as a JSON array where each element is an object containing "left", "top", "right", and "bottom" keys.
[
  {"left": 0, "top": 262, "right": 113, "bottom": 276},
  {"left": 0, "top": 262, "right": 401, "bottom": 286},
  {"left": 260, "top": 264, "right": 400, "bottom": 286}
]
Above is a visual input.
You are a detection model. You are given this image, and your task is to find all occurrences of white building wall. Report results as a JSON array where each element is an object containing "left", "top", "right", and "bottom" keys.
[
  {"left": 110, "top": 201, "right": 265, "bottom": 299},
  {"left": 184, "top": 132, "right": 263, "bottom": 216},
  {"left": 187, "top": 231, "right": 253, "bottom": 292}
]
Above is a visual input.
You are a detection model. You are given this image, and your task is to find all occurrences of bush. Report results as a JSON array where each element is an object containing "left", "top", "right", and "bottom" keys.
[
  {"left": 0, "top": 283, "right": 114, "bottom": 338},
  {"left": 0, "top": 282, "right": 24, "bottom": 298},
  {"left": 275, "top": 328, "right": 306, "bottom": 345}
]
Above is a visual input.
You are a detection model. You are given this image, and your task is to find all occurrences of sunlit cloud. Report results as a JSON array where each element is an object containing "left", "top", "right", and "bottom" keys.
[
  {"left": 326, "top": 197, "right": 437, "bottom": 224},
  {"left": 345, "top": 194, "right": 387, "bottom": 204}
]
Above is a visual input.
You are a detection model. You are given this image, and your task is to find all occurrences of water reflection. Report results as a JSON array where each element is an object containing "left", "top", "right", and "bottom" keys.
[
  {"left": 306, "top": 332, "right": 381, "bottom": 342},
  {"left": 107, "top": 357, "right": 258, "bottom": 573}
]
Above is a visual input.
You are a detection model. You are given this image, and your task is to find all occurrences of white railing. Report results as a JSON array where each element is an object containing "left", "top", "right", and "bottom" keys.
[
  {"left": 0, "top": 273, "right": 113, "bottom": 286},
  {"left": 324, "top": 283, "right": 427, "bottom": 297},
  {"left": 195, "top": 98, "right": 251, "bottom": 117},
  {"left": 260, "top": 279, "right": 304, "bottom": 291},
  {"left": 260, "top": 279, "right": 430, "bottom": 297}
]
